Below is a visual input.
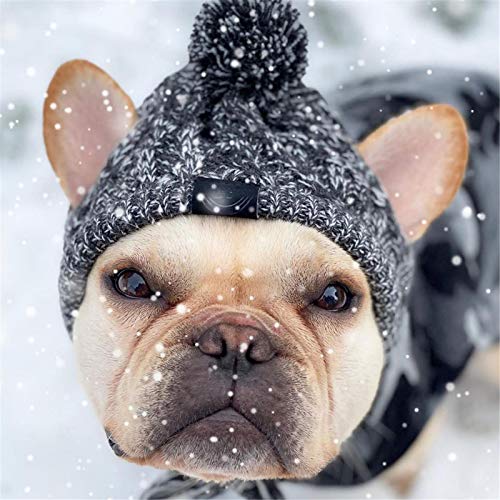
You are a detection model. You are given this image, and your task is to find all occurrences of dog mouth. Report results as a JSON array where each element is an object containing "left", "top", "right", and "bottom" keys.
[
  {"left": 170, "top": 406, "right": 264, "bottom": 436},
  {"left": 107, "top": 404, "right": 297, "bottom": 480},
  {"left": 147, "top": 407, "right": 288, "bottom": 479}
]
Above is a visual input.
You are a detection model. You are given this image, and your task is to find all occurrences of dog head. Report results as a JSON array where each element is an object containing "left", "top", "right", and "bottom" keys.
[{"left": 43, "top": 59, "right": 467, "bottom": 481}]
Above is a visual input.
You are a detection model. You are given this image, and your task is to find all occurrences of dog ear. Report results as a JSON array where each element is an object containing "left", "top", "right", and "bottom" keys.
[
  {"left": 43, "top": 59, "right": 137, "bottom": 207},
  {"left": 358, "top": 104, "right": 468, "bottom": 241}
]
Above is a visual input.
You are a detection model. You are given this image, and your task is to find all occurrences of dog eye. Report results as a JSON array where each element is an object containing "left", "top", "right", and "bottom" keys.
[
  {"left": 314, "top": 284, "right": 352, "bottom": 312},
  {"left": 114, "top": 269, "right": 152, "bottom": 299}
]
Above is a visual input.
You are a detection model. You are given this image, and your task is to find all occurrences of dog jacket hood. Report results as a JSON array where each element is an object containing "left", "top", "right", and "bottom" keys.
[{"left": 59, "top": 0, "right": 412, "bottom": 345}]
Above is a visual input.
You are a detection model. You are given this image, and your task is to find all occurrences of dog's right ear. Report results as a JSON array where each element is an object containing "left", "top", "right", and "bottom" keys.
[{"left": 43, "top": 60, "right": 137, "bottom": 207}]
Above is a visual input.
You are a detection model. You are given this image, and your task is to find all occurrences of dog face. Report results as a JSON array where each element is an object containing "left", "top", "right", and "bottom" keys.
[
  {"left": 43, "top": 61, "right": 467, "bottom": 481},
  {"left": 73, "top": 216, "right": 382, "bottom": 480}
]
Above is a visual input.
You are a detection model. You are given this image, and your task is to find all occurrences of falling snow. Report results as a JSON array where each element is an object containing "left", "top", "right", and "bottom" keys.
[{"left": 1, "top": 0, "right": 498, "bottom": 499}]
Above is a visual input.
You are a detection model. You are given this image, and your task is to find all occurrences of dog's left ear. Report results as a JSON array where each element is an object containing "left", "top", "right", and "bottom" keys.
[
  {"left": 358, "top": 104, "right": 468, "bottom": 241},
  {"left": 43, "top": 59, "right": 137, "bottom": 207}
]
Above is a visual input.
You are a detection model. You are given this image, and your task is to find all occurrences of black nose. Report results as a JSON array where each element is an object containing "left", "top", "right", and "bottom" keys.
[{"left": 196, "top": 323, "right": 276, "bottom": 371}]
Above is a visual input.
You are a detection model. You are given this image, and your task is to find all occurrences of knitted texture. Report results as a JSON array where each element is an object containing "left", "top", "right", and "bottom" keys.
[{"left": 59, "top": 0, "right": 413, "bottom": 349}]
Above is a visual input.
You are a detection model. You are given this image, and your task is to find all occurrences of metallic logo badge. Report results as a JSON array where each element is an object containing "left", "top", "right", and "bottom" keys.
[{"left": 191, "top": 176, "right": 259, "bottom": 219}]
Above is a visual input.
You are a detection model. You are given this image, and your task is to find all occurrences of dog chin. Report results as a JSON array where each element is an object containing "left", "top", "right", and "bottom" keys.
[{"left": 138, "top": 408, "right": 294, "bottom": 481}]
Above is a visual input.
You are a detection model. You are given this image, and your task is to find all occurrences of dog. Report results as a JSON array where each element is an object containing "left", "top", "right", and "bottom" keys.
[{"left": 42, "top": 0, "right": 498, "bottom": 497}]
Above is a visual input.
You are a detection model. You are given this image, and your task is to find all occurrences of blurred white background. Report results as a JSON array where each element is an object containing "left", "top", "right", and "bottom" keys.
[{"left": 1, "top": 1, "right": 498, "bottom": 498}]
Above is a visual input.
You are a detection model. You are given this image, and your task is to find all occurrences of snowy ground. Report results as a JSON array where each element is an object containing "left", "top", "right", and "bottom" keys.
[{"left": 1, "top": 1, "right": 498, "bottom": 499}]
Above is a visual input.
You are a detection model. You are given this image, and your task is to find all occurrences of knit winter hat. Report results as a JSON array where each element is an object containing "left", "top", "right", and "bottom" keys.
[{"left": 60, "top": 0, "right": 412, "bottom": 348}]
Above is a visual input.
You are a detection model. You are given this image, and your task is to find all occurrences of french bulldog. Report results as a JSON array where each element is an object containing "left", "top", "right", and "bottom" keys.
[
  {"left": 42, "top": 0, "right": 498, "bottom": 496},
  {"left": 43, "top": 59, "right": 467, "bottom": 483}
]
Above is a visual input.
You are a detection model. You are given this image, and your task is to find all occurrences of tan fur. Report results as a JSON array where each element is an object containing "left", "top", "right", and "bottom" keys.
[{"left": 466, "top": 344, "right": 500, "bottom": 386}]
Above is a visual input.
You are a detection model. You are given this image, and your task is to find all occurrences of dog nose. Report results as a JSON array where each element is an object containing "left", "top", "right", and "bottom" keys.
[{"left": 197, "top": 323, "right": 276, "bottom": 369}]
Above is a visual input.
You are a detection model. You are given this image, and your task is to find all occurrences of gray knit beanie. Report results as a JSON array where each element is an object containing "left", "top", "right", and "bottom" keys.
[{"left": 60, "top": 0, "right": 413, "bottom": 349}]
